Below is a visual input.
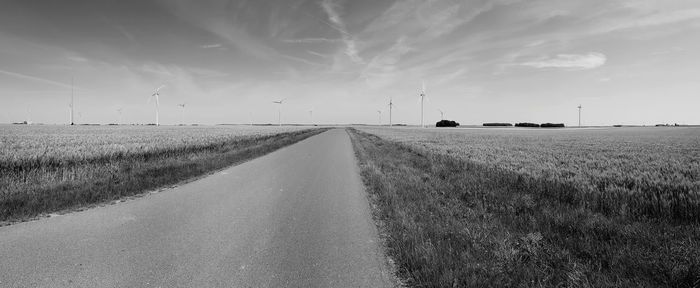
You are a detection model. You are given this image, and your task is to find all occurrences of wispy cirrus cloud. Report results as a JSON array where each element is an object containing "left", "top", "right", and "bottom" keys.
[
  {"left": 66, "top": 55, "right": 88, "bottom": 62},
  {"left": 593, "top": 8, "right": 700, "bottom": 35},
  {"left": 420, "top": 0, "right": 519, "bottom": 38},
  {"left": 307, "top": 50, "right": 330, "bottom": 59},
  {"left": 281, "top": 54, "right": 327, "bottom": 67},
  {"left": 320, "top": 0, "right": 363, "bottom": 64},
  {"left": 200, "top": 43, "right": 222, "bottom": 49},
  {"left": 113, "top": 25, "right": 137, "bottom": 44},
  {"left": 520, "top": 53, "right": 607, "bottom": 70},
  {"left": 282, "top": 38, "right": 343, "bottom": 44},
  {"left": 0, "top": 69, "right": 83, "bottom": 90},
  {"left": 361, "top": 37, "right": 413, "bottom": 88}
]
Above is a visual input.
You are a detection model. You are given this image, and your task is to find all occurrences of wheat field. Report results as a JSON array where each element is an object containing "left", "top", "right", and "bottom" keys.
[
  {"left": 358, "top": 126, "right": 700, "bottom": 222},
  {"left": 0, "top": 124, "right": 318, "bottom": 221}
]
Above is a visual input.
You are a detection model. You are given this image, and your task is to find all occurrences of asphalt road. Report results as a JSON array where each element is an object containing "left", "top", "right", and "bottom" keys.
[{"left": 0, "top": 128, "right": 396, "bottom": 288}]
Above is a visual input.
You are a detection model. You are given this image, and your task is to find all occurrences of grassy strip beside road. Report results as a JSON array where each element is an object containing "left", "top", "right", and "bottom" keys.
[
  {"left": 1, "top": 128, "right": 329, "bottom": 223},
  {"left": 347, "top": 128, "right": 700, "bottom": 287}
]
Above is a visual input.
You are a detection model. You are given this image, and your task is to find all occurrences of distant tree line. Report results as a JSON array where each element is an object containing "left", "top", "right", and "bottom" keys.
[
  {"left": 515, "top": 122, "right": 540, "bottom": 127},
  {"left": 541, "top": 123, "right": 565, "bottom": 128},
  {"left": 483, "top": 123, "right": 513, "bottom": 127},
  {"left": 507, "top": 122, "right": 566, "bottom": 128},
  {"left": 436, "top": 120, "right": 459, "bottom": 127}
]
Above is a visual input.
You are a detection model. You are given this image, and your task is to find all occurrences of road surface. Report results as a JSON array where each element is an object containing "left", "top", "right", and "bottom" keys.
[{"left": 0, "top": 129, "right": 396, "bottom": 287}]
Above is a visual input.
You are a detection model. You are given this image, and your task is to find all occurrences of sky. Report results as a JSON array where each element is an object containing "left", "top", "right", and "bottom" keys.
[{"left": 0, "top": 0, "right": 699, "bottom": 126}]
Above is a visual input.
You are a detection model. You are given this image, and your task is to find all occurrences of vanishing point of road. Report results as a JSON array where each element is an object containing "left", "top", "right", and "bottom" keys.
[{"left": 0, "top": 129, "right": 396, "bottom": 287}]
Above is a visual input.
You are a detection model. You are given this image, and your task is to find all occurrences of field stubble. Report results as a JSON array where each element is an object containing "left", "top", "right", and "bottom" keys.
[
  {"left": 0, "top": 125, "right": 325, "bottom": 222},
  {"left": 350, "top": 127, "right": 700, "bottom": 287},
  {"left": 358, "top": 127, "right": 700, "bottom": 223}
]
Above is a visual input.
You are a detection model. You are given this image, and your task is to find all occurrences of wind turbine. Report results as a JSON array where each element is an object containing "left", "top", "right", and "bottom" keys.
[
  {"left": 438, "top": 109, "right": 444, "bottom": 121},
  {"left": 69, "top": 77, "right": 74, "bottom": 125},
  {"left": 419, "top": 81, "right": 427, "bottom": 128},
  {"left": 26, "top": 106, "right": 32, "bottom": 125},
  {"left": 272, "top": 99, "right": 285, "bottom": 126},
  {"left": 308, "top": 108, "right": 314, "bottom": 126},
  {"left": 148, "top": 85, "right": 165, "bottom": 126},
  {"left": 388, "top": 97, "right": 395, "bottom": 127},
  {"left": 577, "top": 104, "right": 582, "bottom": 127},
  {"left": 116, "top": 107, "right": 123, "bottom": 125},
  {"left": 68, "top": 103, "right": 73, "bottom": 125},
  {"left": 177, "top": 103, "right": 186, "bottom": 125},
  {"left": 377, "top": 110, "right": 382, "bottom": 126}
]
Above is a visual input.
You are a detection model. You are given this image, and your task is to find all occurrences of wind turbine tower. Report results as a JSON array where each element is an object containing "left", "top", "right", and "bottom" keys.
[
  {"left": 116, "top": 107, "right": 123, "bottom": 125},
  {"left": 438, "top": 109, "right": 444, "bottom": 121},
  {"left": 272, "top": 99, "right": 285, "bottom": 126},
  {"left": 149, "top": 85, "right": 164, "bottom": 126},
  {"left": 377, "top": 110, "right": 382, "bottom": 126},
  {"left": 309, "top": 108, "right": 314, "bottom": 126},
  {"left": 178, "top": 103, "right": 186, "bottom": 125},
  {"left": 26, "top": 106, "right": 32, "bottom": 125},
  {"left": 419, "top": 82, "right": 426, "bottom": 128},
  {"left": 69, "top": 77, "right": 74, "bottom": 125},
  {"left": 578, "top": 105, "right": 582, "bottom": 127},
  {"left": 388, "top": 98, "right": 394, "bottom": 127}
]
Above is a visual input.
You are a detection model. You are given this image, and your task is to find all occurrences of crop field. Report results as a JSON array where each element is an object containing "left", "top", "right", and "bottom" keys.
[
  {"left": 349, "top": 127, "right": 700, "bottom": 287},
  {"left": 1, "top": 125, "right": 308, "bottom": 161},
  {"left": 358, "top": 126, "right": 700, "bottom": 223},
  {"left": 0, "top": 124, "right": 323, "bottom": 222}
]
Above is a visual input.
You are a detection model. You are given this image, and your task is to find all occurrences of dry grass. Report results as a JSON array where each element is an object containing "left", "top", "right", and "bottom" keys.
[
  {"left": 1, "top": 125, "right": 327, "bottom": 222},
  {"left": 348, "top": 127, "right": 700, "bottom": 287},
  {"left": 357, "top": 126, "right": 700, "bottom": 223}
]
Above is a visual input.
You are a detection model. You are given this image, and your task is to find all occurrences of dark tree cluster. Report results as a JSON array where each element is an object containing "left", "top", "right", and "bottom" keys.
[
  {"left": 436, "top": 120, "right": 460, "bottom": 127},
  {"left": 483, "top": 123, "right": 513, "bottom": 127},
  {"left": 515, "top": 122, "right": 540, "bottom": 127},
  {"left": 514, "top": 123, "right": 566, "bottom": 128},
  {"left": 540, "top": 123, "right": 565, "bottom": 128}
]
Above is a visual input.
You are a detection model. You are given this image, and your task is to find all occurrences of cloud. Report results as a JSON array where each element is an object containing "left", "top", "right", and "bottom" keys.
[
  {"left": 307, "top": 50, "right": 330, "bottom": 59},
  {"left": 0, "top": 69, "right": 82, "bottom": 90},
  {"left": 521, "top": 53, "right": 606, "bottom": 70},
  {"left": 281, "top": 54, "right": 327, "bottom": 67},
  {"left": 113, "top": 25, "right": 137, "bottom": 43},
  {"left": 361, "top": 37, "right": 413, "bottom": 88},
  {"left": 200, "top": 43, "right": 222, "bottom": 49},
  {"left": 597, "top": 8, "right": 700, "bottom": 34},
  {"left": 421, "top": 1, "right": 519, "bottom": 38},
  {"left": 161, "top": 1, "right": 279, "bottom": 60},
  {"left": 437, "top": 68, "right": 468, "bottom": 84},
  {"left": 282, "top": 38, "right": 343, "bottom": 44},
  {"left": 66, "top": 55, "right": 88, "bottom": 62},
  {"left": 320, "top": 0, "right": 364, "bottom": 64}
]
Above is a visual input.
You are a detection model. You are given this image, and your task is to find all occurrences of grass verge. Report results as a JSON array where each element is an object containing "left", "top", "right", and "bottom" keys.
[
  {"left": 347, "top": 128, "right": 700, "bottom": 287},
  {"left": 1, "top": 128, "right": 329, "bottom": 223}
]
